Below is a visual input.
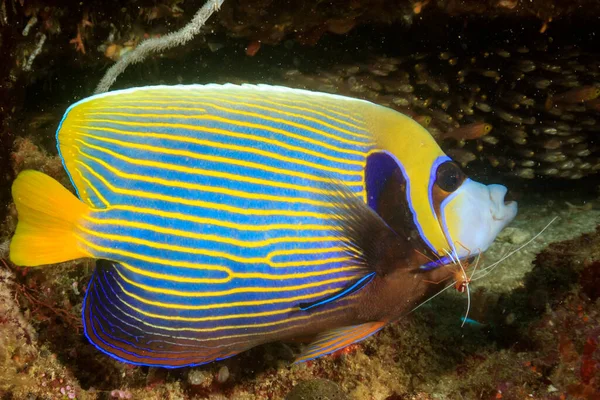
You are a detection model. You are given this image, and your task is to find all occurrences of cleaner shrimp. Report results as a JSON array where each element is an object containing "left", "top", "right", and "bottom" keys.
[{"left": 412, "top": 216, "right": 559, "bottom": 326}]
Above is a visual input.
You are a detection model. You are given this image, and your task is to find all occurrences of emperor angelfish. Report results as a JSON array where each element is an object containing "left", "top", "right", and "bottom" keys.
[{"left": 9, "top": 84, "right": 517, "bottom": 367}]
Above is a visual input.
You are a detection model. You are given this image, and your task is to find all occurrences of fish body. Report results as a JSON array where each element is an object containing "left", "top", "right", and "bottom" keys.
[
  {"left": 442, "top": 122, "right": 493, "bottom": 141},
  {"left": 9, "top": 84, "right": 517, "bottom": 367},
  {"left": 552, "top": 86, "right": 600, "bottom": 104},
  {"left": 446, "top": 148, "right": 477, "bottom": 167}
]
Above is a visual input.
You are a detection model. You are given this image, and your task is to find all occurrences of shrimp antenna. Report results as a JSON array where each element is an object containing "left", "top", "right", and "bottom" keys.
[
  {"left": 443, "top": 248, "right": 458, "bottom": 266},
  {"left": 458, "top": 257, "right": 471, "bottom": 327},
  {"left": 414, "top": 249, "right": 439, "bottom": 265},
  {"left": 469, "top": 252, "right": 482, "bottom": 282},
  {"left": 447, "top": 242, "right": 473, "bottom": 328},
  {"left": 472, "top": 216, "right": 558, "bottom": 282},
  {"left": 410, "top": 280, "right": 456, "bottom": 314}
]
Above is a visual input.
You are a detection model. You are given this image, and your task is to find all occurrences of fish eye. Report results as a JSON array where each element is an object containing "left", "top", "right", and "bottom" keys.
[{"left": 436, "top": 161, "right": 464, "bottom": 192}]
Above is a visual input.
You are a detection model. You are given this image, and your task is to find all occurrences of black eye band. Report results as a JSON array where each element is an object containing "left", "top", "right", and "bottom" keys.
[{"left": 436, "top": 161, "right": 464, "bottom": 192}]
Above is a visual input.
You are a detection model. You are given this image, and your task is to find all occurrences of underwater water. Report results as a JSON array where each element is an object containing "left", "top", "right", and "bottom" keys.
[{"left": 1, "top": 1, "right": 600, "bottom": 399}]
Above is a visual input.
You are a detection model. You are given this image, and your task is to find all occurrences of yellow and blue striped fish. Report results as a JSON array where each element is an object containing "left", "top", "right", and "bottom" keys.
[{"left": 9, "top": 84, "right": 517, "bottom": 367}]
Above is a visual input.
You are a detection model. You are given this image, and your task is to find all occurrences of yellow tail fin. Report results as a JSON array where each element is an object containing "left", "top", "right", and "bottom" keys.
[{"left": 10, "top": 170, "right": 91, "bottom": 266}]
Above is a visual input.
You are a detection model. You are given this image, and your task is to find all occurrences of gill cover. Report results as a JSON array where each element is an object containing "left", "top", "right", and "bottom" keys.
[
  {"left": 363, "top": 104, "right": 517, "bottom": 261},
  {"left": 364, "top": 105, "right": 455, "bottom": 257}
]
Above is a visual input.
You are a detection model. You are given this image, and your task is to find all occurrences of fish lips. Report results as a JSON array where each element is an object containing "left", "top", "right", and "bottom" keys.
[{"left": 439, "top": 179, "right": 518, "bottom": 258}]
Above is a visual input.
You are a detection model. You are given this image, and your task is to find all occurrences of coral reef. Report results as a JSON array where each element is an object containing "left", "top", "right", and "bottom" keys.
[
  {"left": 0, "top": 262, "right": 85, "bottom": 400},
  {"left": 285, "top": 379, "right": 348, "bottom": 400}
]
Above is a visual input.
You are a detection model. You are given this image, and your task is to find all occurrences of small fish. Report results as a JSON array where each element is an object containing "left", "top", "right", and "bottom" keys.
[
  {"left": 517, "top": 60, "right": 536, "bottom": 73},
  {"left": 540, "top": 63, "right": 562, "bottom": 73},
  {"left": 480, "top": 135, "right": 499, "bottom": 145},
  {"left": 474, "top": 102, "right": 492, "bottom": 112},
  {"left": 538, "top": 167, "right": 559, "bottom": 176},
  {"left": 495, "top": 108, "right": 516, "bottom": 123},
  {"left": 542, "top": 138, "right": 562, "bottom": 150},
  {"left": 575, "top": 149, "right": 592, "bottom": 157},
  {"left": 510, "top": 137, "right": 527, "bottom": 145},
  {"left": 487, "top": 156, "right": 501, "bottom": 167},
  {"left": 537, "top": 152, "right": 566, "bottom": 163},
  {"left": 558, "top": 160, "right": 575, "bottom": 170},
  {"left": 428, "top": 109, "right": 453, "bottom": 124},
  {"left": 441, "top": 122, "right": 492, "bottom": 141},
  {"left": 515, "top": 149, "right": 535, "bottom": 158},
  {"left": 245, "top": 40, "right": 261, "bottom": 57},
  {"left": 520, "top": 160, "right": 536, "bottom": 167},
  {"left": 495, "top": 49, "right": 511, "bottom": 58},
  {"left": 397, "top": 83, "right": 414, "bottom": 93},
  {"left": 460, "top": 317, "right": 485, "bottom": 327},
  {"left": 552, "top": 85, "right": 600, "bottom": 104},
  {"left": 514, "top": 168, "right": 535, "bottom": 179},
  {"left": 414, "top": 115, "right": 432, "bottom": 128},
  {"left": 586, "top": 98, "right": 600, "bottom": 112},
  {"left": 438, "top": 52, "right": 453, "bottom": 60},
  {"left": 447, "top": 148, "right": 477, "bottom": 167},
  {"left": 528, "top": 77, "right": 551, "bottom": 89},
  {"left": 476, "top": 69, "right": 500, "bottom": 79},
  {"left": 391, "top": 96, "right": 411, "bottom": 107},
  {"left": 9, "top": 84, "right": 517, "bottom": 368}
]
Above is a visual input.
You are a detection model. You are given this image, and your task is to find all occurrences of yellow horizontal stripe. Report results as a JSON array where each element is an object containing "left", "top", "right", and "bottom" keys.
[
  {"left": 118, "top": 93, "right": 368, "bottom": 134},
  {"left": 79, "top": 224, "right": 351, "bottom": 268},
  {"left": 79, "top": 235, "right": 232, "bottom": 277},
  {"left": 98, "top": 205, "right": 340, "bottom": 232},
  {"left": 88, "top": 286, "right": 354, "bottom": 350},
  {"left": 115, "top": 289, "right": 299, "bottom": 322},
  {"left": 76, "top": 139, "right": 347, "bottom": 195},
  {"left": 129, "top": 89, "right": 366, "bottom": 125},
  {"left": 86, "top": 103, "right": 369, "bottom": 146},
  {"left": 84, "top": 215, "right": 339, "bottom": 248},
  {"left": 79, "top": 114, "right": 369, "bottom": 158},
  {"left": 81, "top": 236, "right": 358, "bottom": 281},
  {"left": 76, "top": 160, "right": 336, "bottom": 218},
  {"left": 117, "top": 262, "right": 230, "bottom": 284},
  {"left": 112, "top": 276, "right": 341, "bottom": 310},
  {"left": 201, "top": 91, "right": 368, "bottom": 129},
  {"left": 101, "top": 290, "right": 354, "bottom": 334},
  {"left": 91, "top": 287, "right": 350, "bottom": 342},
  {"left": 252, "top": 91, "right": 366, "bottom": 121},
  {"left": 113, "top": 264, "right": 357, "bottom": 297},
  {"left": 108, "top": 99, "right": 370, "bottom": 141},
  {"left": 76, "top": 146, "right": 338, "bottom": 208},
  {"left": 73, "top": 126, "right": 364, "bottom": 177}
]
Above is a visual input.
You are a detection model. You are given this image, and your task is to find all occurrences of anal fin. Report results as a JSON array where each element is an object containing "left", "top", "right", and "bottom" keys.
[{"left": 294, "top": 321, "right": 386, "bottom": 363}]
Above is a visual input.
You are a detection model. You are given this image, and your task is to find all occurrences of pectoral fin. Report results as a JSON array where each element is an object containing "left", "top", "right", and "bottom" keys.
[
  {"left": 298, "top": 272, "right": 376, "bottom": 311},
  {"left": 293, "top": 321, "right": 386, "bottom": 363}
]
